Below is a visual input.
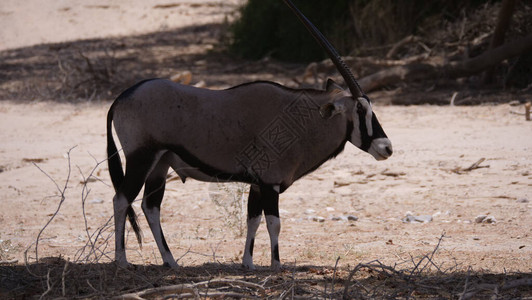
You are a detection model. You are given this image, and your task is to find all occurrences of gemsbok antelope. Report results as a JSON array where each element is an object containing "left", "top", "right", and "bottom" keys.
[{"left": 107, "top": 0, "right": 392, "bottom": 270}]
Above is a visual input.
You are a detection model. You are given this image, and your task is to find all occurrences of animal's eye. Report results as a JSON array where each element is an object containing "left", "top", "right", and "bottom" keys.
[{"left": 357, "top": 102, "right": 363, "bottom": 112}]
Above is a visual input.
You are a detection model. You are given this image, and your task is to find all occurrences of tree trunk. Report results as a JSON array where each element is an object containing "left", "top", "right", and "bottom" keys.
[{"left": 482, "top": 0, "right": 518, "bottom": 84}]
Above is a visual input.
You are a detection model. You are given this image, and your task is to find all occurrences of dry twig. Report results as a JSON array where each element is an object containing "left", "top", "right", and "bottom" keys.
[{"left": 452, "top": 158, "right": 490, "bottom": 174}]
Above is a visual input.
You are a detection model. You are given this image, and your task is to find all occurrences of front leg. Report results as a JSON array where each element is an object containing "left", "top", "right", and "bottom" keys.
[
  {"left": 243, "top": 185, "right": 262, "bottom": 270},
  {"left": 262, "top": 185, "right": 281, "bottom": 271}
]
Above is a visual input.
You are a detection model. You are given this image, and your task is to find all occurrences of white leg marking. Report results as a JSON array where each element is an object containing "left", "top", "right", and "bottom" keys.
[
  {"left": 265, "top": 215, "right": 281, "bottom": 271},
  {"left": 142, "top": 203, "right": 178, "bottom": 269},
  {"left": 242, "top": 215, "right": 261, "bottom": 270},
  {"left": 113, "top": 194, "right": 130, "bottom": 267}
]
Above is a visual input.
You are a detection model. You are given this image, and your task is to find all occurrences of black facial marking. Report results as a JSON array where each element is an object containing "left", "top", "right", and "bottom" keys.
[
  {"left": 358, "top": 111, "right": 372, "bottom": 152},
  {"left": 358, "top": 111, "right": 388, "bottom": 152}
]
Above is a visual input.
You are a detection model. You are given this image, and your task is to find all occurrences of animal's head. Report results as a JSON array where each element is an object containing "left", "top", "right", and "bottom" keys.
[
  {"left": 320, "top": 79, "right": 392, "bottom": 161},
  {"left": 284, "top": 0, "right": 392, "bottom": 161}
]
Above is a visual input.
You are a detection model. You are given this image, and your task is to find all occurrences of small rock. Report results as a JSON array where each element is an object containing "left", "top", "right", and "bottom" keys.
[
  {"left": 475, "top": 215, "right": 496, "bottom": 224},
  {"left": 484, "top": 216, "right": 497, "bottom": 223},
  {"left": 305, "top": 209, "right": 316, "bottom": 215},
  {"left": 472, "top": 237, "right": 480, "bottom": 240},
  {"left": 89, "top": 198, "right": 104, "bottom": 204},
  {"left": 403, "top": 213, "right": 432, "bottom": 223},
  {"left": 330, "top": 216, "right": 347, "bottom": 221},
  {"left": 475, "top": 215, "right": 487, "bottom": 223},
  {"left": 326, "top": 207, "right": 335, "bottom": 212},
  {"left": 517, "top": 198, "right": 529, "bottom": 203},
  {"left": 279, "top": 209, "right": 290, "bottom": 215},
  {"left": 347, "top": 215, "right": 359, "bottom": 221},
  {"left": 310, "top": 216, "right": 325, "bottom": 223}
]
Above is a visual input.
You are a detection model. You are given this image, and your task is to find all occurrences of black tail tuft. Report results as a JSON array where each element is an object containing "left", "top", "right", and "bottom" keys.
[
  {"left": 127, "top": 206, "right": 143, "bottom": 246},
  {"left": 107, "top": 101, "right": 142, "bottom": 247}
]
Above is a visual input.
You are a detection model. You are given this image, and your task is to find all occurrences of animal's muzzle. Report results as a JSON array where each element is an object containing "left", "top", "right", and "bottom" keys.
[{"left": 368, "top": 138, "right": 393, "bottom": 161}]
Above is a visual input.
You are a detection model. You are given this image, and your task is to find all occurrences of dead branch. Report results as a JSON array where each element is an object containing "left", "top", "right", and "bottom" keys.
[
  {"left": 358, "top": 34, "right": 532, "bottom": 92},
  {"left": 117, "top": 284, "right": 199, "bottom": 299},
  {"left": 25, "top": 146, "right": 77, "bottom": 263},
  {"left": 0, "top": 259, "right": 18, "bottom": 265},
  {"left": 117, "top": 278, "right": 267, "bottom": 300},
  {"left": 452, "top": 158, "right": 490, "bottom": 174},
  {"left": 386, "top": 35, "right": 418, "bottom": 59}
]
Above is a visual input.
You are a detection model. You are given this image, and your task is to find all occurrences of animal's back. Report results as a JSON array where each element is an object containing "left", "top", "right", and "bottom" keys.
[{"left": 111, "top": 79, "right": 299, "bottom": 169}]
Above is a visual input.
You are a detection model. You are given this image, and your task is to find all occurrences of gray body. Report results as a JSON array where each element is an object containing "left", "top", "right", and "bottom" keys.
[
  {"left": 113, "top": 79, "right": 348, "bottom": 190},
  {"left": 107, "top": 78, "right": 392, "bottom": 270}
]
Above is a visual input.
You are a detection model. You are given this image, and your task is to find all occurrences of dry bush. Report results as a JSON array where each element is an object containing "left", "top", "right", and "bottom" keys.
[{"left": 208, "top": 182, "right": 249, "bottom": 238}]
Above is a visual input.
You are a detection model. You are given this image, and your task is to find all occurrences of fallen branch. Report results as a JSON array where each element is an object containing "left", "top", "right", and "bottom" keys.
[
  {"left": 0, "top": 259, "right": 19, "bottom": 265},
  {"left": 116, "top": 284, "right": 199, "bottom": 300},
  {"left": 452, "top": 158, "right": 490, "bottom": 174},
  {"left": 117, "top": 278, "right": 266, "bottom": 300},
  {"left": 358, "top": 34, "right": 532, "bottom": 92}
]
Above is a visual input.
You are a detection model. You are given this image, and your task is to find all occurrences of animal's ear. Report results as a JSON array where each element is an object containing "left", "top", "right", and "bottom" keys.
[
  {"left": 325, "top": 78, "right": 344, "bottom": 94},
  {"left": 319, "top": 100, "right": 345, "bottom": 119}
]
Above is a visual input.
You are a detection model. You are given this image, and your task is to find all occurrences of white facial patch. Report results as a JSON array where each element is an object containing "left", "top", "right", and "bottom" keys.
[{"left": 357, "top": 97, "right": 373, "bottom": 137}]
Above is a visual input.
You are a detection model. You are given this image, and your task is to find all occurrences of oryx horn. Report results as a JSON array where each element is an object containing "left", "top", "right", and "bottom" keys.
[{"left": 282, "top": 0, "right": 365, "bottom": 98}]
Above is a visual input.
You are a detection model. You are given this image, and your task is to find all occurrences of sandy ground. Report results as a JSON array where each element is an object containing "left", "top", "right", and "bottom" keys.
[
  {"left": 0, "top": 0, "right": 531, "bottom": 275},
  {"left": 0, "top": 102, "right": 530, "bottom": 273}
]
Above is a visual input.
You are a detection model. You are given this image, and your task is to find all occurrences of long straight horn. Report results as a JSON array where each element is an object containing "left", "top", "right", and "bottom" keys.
[{"left": 282, "top": 0, "right": 364, "bottom": 98}]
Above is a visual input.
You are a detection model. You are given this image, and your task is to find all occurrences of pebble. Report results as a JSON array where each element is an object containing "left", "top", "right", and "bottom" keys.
[
  {"left": 326, "top": 207, "right": 335, "bottom": 212},
  {"left": 279, "top": 209, "right": 290, "bottom": 215},
  {"left": 347, "top": 215, "right": 359, "bottom": 221},
  {"left": 309, "top": 216, "right": 325, "bottom": 222},
  {"left": 475, "top": 215, "right": 487, "bottom": 223},
  {"left": 305, "top": 209, "right": 316, "bottom": 215},
  {"left": 475, "top": 215, "right": 497, "bottom": 224},
  {"left": 517, "top": 198, "right": 529, "bottom": 203},
  {"left": 89, "top": 198, "right": 103, "bottom": 204},
  {"left": 402, "top": 213, "right": 432, "bottom": 223},
  {"left": 329, "top": 215, "right": 359, "bottom": 222}
]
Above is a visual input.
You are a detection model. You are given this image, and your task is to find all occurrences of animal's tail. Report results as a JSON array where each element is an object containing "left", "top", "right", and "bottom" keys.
[{"left": 107, "top": 102, "right": 142, "bottom": 246}]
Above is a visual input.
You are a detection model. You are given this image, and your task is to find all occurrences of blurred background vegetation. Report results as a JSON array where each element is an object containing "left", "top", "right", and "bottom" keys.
[{"left": 229, "top": 0, "right": 502, "bottom": 62}]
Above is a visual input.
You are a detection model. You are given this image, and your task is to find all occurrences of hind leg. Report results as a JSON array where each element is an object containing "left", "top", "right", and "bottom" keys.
[
  {"left": 141, "top": 153, "right": 178, "bottom": 269},
  {"left": 114, "top": 150, "right": 158, "bottom": 267}
]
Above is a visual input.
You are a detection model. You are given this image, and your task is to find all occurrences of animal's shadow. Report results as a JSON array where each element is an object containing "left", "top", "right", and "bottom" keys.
[
  {"left": 0, "top": 257, "right": 334, "bottom": 299},
  {"left": 1, "top": 257, "right": 531, "bottom": 299}
]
